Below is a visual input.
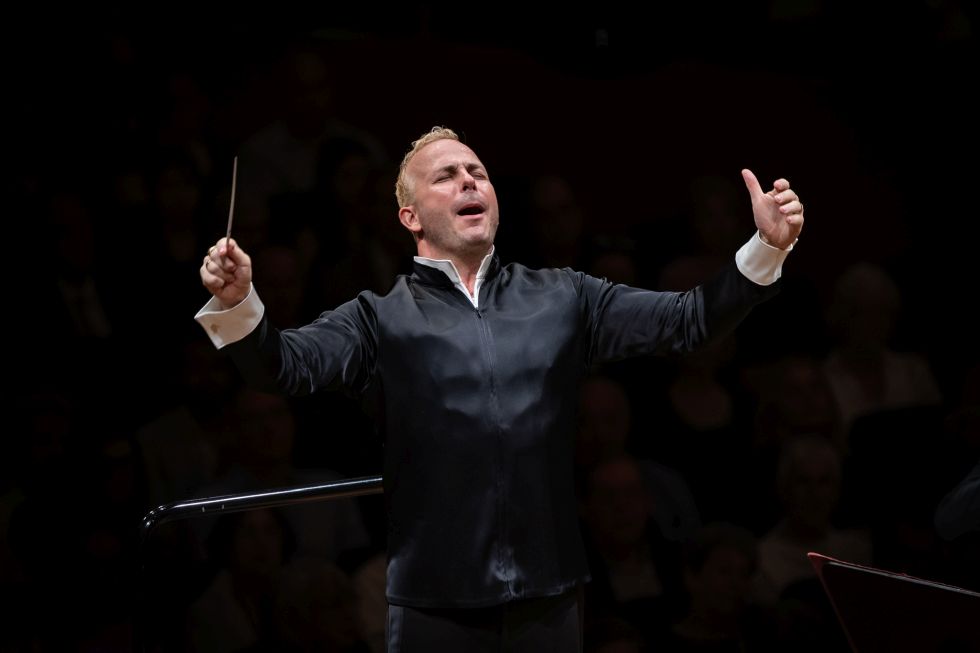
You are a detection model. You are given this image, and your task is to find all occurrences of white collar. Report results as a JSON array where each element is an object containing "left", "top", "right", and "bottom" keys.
[
  {"left": 414, "top": 245, "right": 495, "bottom": 286},
  {"left": 414, "top": 246, "right": 495, "bottom": 307}
]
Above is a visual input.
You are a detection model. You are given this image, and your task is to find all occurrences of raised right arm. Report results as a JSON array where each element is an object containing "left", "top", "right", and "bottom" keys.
[{"left": 196, "top": 238, "right": 377, "bottom": 397}]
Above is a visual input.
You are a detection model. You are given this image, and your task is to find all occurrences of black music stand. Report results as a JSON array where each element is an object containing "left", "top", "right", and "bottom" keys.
[{"left": 808, "top": 552, "right": 980, "bottom": 652}]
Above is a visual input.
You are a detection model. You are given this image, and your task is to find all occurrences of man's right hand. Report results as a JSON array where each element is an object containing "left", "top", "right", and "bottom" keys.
[{"left": 200, "top": 237, "right": 252, "bottom": 309}]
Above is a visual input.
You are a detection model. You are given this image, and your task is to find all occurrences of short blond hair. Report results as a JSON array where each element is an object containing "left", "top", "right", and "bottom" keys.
[{"left": 395, "top": 126, "right": 460, "bottom": 207}]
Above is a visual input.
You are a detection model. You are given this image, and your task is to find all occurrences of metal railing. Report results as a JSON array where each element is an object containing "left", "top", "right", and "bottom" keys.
[
  {"left": 141, "top": 474, "right": 384, "bottom": 543},
  {"left": 138, "top": 474, "right": 384, "bottom": 651}
]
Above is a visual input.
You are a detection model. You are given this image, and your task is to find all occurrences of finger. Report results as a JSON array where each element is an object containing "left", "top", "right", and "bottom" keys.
[
  {"left": 204, "top": 263, "right": 235, "bottom": 286},
  {"left": 217, "top": 237, "right": 241, "bottom": 257},
  {"left": 201, "top": 265, "right": 228, "bottom": 292},
  {"left": 741, "top": 169, "right": 764, "bottom": 201},
  {"left": 772, "top": 189, "right": 798, "bottom": 204},
  {"left": 204, "top": 265, "right": 244, "bottom": 292},
  {"left": 208, "top": 253, "right": 237, "bottom": 274},
  {"left": 781, "top": 200, "right": 802, "bottom": 214},
  {"left": 207, "top": 246, "right": 238, "bottom": 273},
  {"left": 222, "top": 239, "right": 251, "bottom": 268},
  {"left": 786, "top": 214, "right": 804, "bottom": 227},
  {"left": 779, "top": 200, "right": 803, "bottom": 214},
  {"left": 772, "top": 178, "right": 790, "bottom": 192},
  {"left": 204, "top": 256, "right": 236, "bottom": 283}
]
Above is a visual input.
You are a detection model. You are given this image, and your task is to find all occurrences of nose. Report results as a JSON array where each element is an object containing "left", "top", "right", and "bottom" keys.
[{"left": 460, "top": 169, "right": 476, "bottom": 191}]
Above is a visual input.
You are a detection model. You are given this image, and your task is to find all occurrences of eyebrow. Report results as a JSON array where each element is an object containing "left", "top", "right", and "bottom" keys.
[{"left": 431, "top": 162, "right": 486, "bottom": 179}]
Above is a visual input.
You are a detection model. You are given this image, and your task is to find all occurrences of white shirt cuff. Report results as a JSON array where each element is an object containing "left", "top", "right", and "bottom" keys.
[
  {"left": 734, "top": 231, "right": 795, "bottom": 286},
  {"left": 194, "top": 284, "right": 265, "bottom": 349}
]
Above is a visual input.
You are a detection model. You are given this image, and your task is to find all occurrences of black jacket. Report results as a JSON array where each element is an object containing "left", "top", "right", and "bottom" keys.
[{"left": 226, "top": 254, "right": 778, "bottom": 608}]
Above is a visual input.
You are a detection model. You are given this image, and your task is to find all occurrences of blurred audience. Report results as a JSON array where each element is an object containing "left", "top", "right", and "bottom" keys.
[
  {"left": 193, "top": 389, "right": 370, "bottom": 563},
  {"left": 579, "top": 454, "right": 683, "bottom": 644},
  {"left": 186, "top": 509, "right": 296, "bottom": 653},
  {"left": 577, "top": 375, "right": 701, "bottom": 543},
  {"left": 823, "top": 262, "right": 942, "bottom": 434},
  {"left": 754, "top": 435, "right": 871, "bottom": 604},
  {"left": 651, "top": 523, "right": 777, "bottom": 652}
]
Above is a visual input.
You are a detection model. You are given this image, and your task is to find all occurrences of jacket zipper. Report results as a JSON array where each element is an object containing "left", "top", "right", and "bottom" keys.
[{"left": 475, "top": 308, "right": 512, "bottom": 596}]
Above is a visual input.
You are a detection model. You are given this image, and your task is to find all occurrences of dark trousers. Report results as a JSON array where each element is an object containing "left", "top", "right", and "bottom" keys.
[{"left": 386, "top": 585, "right": 584, "bottom": 652}]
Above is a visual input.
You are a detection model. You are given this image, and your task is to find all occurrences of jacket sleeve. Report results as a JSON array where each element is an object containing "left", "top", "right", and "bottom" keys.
[
  {"left": 224, "top": 292, "right": 379, "bottom": 398},
  {"left": 577, "top": 260, "right": 780, "bottom": 366}
]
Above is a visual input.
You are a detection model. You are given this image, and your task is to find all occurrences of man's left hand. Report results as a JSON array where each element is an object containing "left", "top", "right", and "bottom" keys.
[{"left": 741, "top": 169, "right": 804, "bottom": 250}]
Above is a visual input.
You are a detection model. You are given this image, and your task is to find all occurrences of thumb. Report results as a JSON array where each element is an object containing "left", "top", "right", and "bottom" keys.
[
  {"left": 223, "top": 238, "right": 249, "bottom": 266},
  {"left": 741, "top": 168, "right": 764, "bottom": 201}
]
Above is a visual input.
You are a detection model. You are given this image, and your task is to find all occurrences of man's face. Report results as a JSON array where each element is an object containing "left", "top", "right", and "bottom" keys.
[{"left": 400, "top": 139, "right": 499, "bottom": 259}]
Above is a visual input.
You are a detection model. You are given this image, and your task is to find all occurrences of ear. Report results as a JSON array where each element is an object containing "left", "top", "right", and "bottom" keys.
[{"left": 399, "top": 206, "right": 422, "bottom": 236}]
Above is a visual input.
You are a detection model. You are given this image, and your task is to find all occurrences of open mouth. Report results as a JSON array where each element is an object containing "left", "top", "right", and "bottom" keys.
[{"left": 457, "top": 201, "right": 486, "bottom": 217}]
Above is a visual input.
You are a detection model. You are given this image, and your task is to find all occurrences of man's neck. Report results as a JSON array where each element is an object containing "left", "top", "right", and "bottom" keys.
[
  {"left": 416, "top": 245, "right": 493, "bottom": 296},
  {"left": 452, "top": 255, "right": 486, "bottom": 296}
]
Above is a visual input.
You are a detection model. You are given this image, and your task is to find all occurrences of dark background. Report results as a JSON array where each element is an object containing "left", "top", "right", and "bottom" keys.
[
  {"left": 9, "top": 4, "right": 979, "bottom": 374},
  {"left": 3, "top": 3, "right": 979, "bottom": 651}
]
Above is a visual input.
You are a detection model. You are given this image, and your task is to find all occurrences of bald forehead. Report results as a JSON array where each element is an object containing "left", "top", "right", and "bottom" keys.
[{"left": 407, "top": 139, "right": 484, "bottom": 179}]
